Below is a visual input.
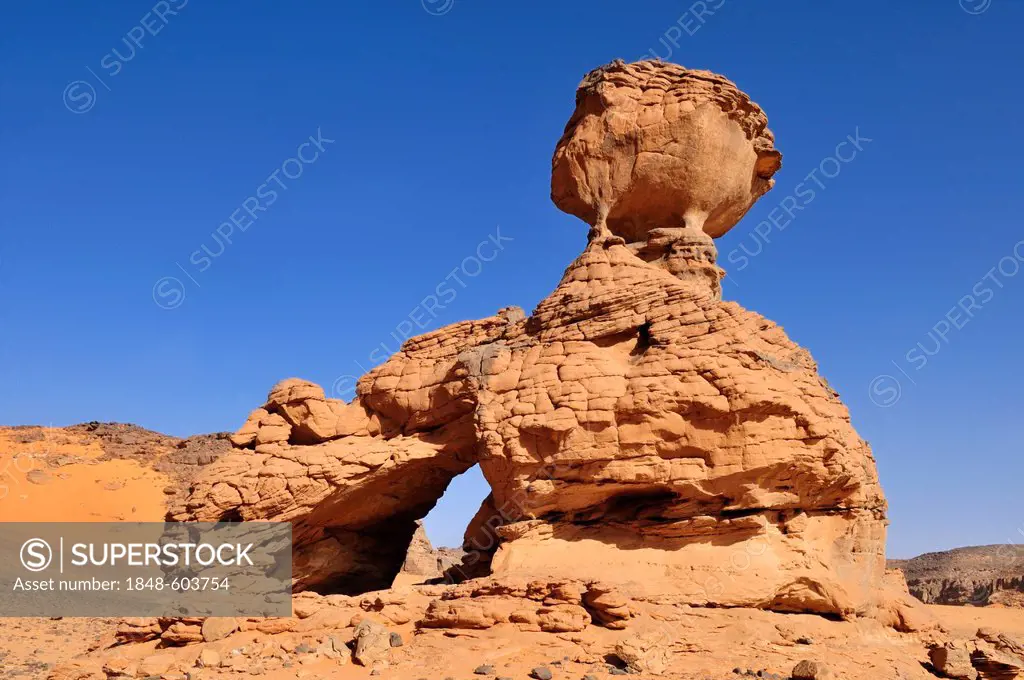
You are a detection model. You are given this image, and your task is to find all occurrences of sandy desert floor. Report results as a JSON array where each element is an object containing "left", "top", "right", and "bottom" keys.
[
  {"left": 1, "top": 427, "right": 1021, "bottom": 680},
  {"left": 0, "top": 426, "right": 173, "bottom": 523},
  {"left": 0, "top": 603, "right": 1021, "bottom": 679}
]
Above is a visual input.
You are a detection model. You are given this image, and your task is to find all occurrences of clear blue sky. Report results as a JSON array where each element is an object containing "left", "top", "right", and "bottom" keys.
[{"left": 1, "top": 1, "right": 1021, "bottom": 557}]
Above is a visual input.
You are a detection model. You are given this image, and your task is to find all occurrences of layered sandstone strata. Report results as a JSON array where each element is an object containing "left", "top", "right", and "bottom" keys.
[{"left": 177, "top": 60, "right": 892, "bottom": 619}]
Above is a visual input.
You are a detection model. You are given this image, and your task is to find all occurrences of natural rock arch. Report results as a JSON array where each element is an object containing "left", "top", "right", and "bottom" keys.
[{"left": 175, "top": 310, "right": 514, "bottom": 592}]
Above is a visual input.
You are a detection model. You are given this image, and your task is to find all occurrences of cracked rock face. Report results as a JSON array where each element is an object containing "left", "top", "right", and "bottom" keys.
[
  {"left": 177, "top": 60, "right": 889, "bottom": 618},
  {"left": 551, "top": 59, "right": 782, "bottom": 241},
  {"left": 465, "top": 230, "right": 887, "bottom": 617}
]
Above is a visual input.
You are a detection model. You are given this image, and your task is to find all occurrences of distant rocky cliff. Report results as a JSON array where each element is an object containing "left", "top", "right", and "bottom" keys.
[{"left": 889, "top": 545, "right": 1024, "bottom": 606}]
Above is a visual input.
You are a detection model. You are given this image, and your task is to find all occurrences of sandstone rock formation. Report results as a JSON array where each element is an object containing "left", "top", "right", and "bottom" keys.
[
  {"left": 929, "top": 632, "right": 1024, "bottom": 680},
  {"left": 30, "top": 58, "right": 1024, "bottom": 680},
  {"left": 399, "top": 521, "right": 441, "bottom": 578},
  {"left": 890, "top": 546, "right": 1024, "bottom": 607},
  {"left": 175, "top": 59, "right": 895, "bottom": 621},
  {"left": 398, "top": 520, "right": 465, "bottom": 581},
  {"left": 551, "top": 59, "right": 782, "bottom": 241}
]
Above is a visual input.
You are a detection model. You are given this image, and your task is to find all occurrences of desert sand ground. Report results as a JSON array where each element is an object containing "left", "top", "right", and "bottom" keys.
[
  {"left": 0, "top": 426, "right": 171, "bottom": 523},
  {"left": 1, "top": 426, "right": 1022, "bottom": 680},
  {"left": 0, "top": 599, "right": 1022, "bottom": 679}
]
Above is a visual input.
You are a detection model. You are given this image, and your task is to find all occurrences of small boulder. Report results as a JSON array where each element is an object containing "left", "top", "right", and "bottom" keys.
[
  {"left": 613, "top": 631, "right": 670, "bottom": 674},
  {"left": 316, "top": 635, "right": 347, "bottom": 662},
  {"left": 792, "top": 660, "right": 835, "bottom": 679},
  {"left": 530, "top": 667, "right": 553, "bottom": 680},
  {"left": 197, "top": 647, "right": 222, "bottom": 668},
  {"left": 929, "top": 643, "right": 978, "bottom": 679},
  {"left": 200, "top": 617, "right": 238, "bottom": 643},
  {"left": 26, "top": 469, "right": 52, "bottom": 485},
  {"left": 137, "top": 652, "right": 177, "bottom": 677},
  {"left": 353, "top": 620, "right": 391, "bottom": 666},
  {"left": 101, "top": 657, "right": 136, "bottom": 678}
]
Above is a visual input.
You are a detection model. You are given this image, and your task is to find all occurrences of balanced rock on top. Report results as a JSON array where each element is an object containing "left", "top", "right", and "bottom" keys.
[{"left": 551, "top": 59, "right": 782, "bottom": 242}]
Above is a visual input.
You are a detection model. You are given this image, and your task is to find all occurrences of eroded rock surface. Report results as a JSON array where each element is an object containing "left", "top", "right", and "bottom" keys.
[
  {"left": 176, "top": 60, "right": 894, "bottom": 620},
  {"left": 399, "top": 520, "right": 465, "bottom": 581},
  {"left": 551, "top": 59, "right": 782, "bottom": 241},
  {"left": 174, "top": 313, "right": 514, "bottom": 593}
]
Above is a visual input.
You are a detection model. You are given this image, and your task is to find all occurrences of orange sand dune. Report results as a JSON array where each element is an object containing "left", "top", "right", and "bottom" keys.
[{"left": 0, "top": 427, "right": 171, "bottom": 522}]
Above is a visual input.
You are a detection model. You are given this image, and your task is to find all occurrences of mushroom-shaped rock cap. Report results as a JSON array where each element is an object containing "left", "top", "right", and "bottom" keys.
[{"left": 552, "top": 59, "right": 782, "bottom": 241}]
